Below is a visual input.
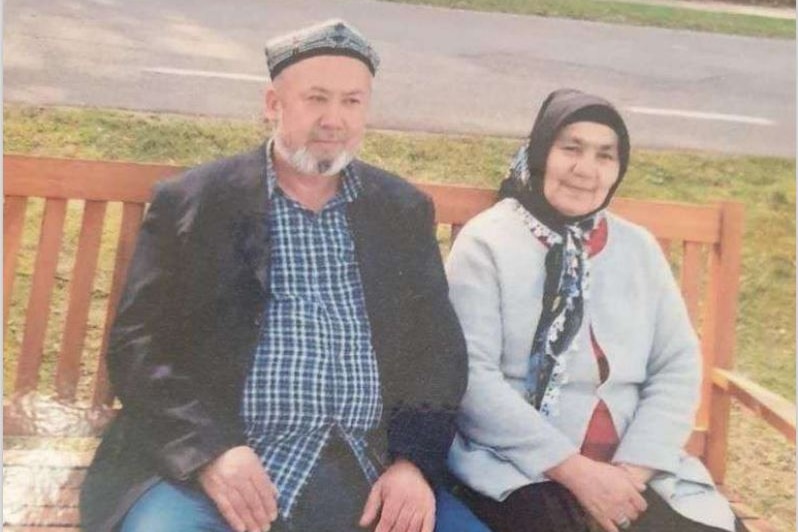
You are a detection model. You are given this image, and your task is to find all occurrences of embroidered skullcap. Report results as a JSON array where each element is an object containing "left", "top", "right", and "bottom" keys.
[{"left": 265, "top": 19, "right": 380, "bottom": 79}]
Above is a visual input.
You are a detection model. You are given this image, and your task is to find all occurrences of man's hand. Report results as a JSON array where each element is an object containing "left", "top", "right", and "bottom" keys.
[
  {"left": 359, "top": 459, "right": 435, "bottom": 532},
  {"left": 547, "top": 454, "right": 647, "bottom": 532},
  {"left": 198, "top": 446, "right": 279, "bottom": 532}
]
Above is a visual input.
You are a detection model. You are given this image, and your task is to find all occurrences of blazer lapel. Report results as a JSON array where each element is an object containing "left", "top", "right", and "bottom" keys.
[
  {"left": 347, "top": 176, "right": 400, "bottom": 395},
  {"left": 234, "top": 144, "right": 272, "bottom": 295}
]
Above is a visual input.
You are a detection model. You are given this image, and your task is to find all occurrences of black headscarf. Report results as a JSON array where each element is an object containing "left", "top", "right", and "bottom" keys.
[
  {"left": 499, "top": 89, "right": 631, "bottom": 413},
  {"left": 499, "top": 88, "right": 630, "bottom": 229}
]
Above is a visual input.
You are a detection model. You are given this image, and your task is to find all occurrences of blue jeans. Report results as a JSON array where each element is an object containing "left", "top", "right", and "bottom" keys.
[
  {"left": 121, "top": 482, "right": 490, "bottom": 532},
  {"left": 120, "top": 480, "right": 233, "bottom": 532},
  {"left": 434, "top": 488, "right": 492, "bottom": 532},
  {"left": 121, "top": 435, "right": 372, "bottom": 531}
]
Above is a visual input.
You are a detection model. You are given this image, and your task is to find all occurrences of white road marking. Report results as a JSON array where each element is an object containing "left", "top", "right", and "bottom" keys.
[
  {"left": 142, "top": 68, "right": 778, "bottom": 127},
  {"left": 142, "top": 67, "right": 267, "bottom": 83},
  {"left": 627, "top": 106, "right": 775, "bottom": 126}
]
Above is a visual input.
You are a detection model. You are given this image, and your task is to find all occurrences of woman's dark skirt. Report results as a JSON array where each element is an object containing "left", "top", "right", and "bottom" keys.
[{"left": 456, "top": 481, "right": 744, "bottom": 532}]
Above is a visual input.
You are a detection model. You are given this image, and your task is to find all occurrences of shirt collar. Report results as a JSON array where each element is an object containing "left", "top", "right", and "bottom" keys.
[{"left": 265, "top": 138, "right": 362, "bottom": 205}]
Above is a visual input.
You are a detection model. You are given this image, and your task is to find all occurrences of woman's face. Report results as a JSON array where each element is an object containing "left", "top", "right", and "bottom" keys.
[{"left": 543, "top": 121, "right": 621, "bottom": 217}]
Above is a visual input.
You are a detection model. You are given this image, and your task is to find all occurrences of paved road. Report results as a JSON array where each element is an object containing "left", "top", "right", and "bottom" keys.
[{"left": 4, "top": 0, "right": 795, "bottom": 156}]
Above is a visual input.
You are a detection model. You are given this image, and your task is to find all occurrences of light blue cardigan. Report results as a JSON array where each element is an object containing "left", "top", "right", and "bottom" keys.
[{"left": 445, "top": 199, "right": 735, "bottom": 531}]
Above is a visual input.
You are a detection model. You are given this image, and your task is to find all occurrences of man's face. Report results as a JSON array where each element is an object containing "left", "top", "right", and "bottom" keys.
[
  {"left": 543, "top": 121, "right": 621, "bottom": 217},
  {"left": 266, "top": 55, "right": 372, "bottom": 176}
]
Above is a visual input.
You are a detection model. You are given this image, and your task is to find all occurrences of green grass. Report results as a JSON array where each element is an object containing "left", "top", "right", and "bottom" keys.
[
  {"left": 379, "top": 0, "right": 796, "bottom": 39},
  {"left": 3, "top": 104, "right": 795, "bottom": 528},
  {"left": 6, "top": 104, "right": 793, "bottom": 397}
]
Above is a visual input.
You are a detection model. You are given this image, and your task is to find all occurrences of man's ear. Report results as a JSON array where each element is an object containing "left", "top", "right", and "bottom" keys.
[{"left": 264, "top": 84, "right": 280, "bottom": 122}]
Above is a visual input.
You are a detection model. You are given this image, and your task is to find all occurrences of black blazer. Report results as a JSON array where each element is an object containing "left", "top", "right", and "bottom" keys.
[{"left": 79, "top": 145, "right": 468, "bottom": 532}]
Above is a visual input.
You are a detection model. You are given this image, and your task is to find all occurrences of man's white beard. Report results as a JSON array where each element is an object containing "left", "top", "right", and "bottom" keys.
[{"left": 273, "top": 134, "right": 355, "bottom": 177}]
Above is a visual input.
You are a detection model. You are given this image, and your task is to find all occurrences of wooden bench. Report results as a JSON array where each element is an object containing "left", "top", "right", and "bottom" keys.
[{"left": 4, "top": 154, "right": 795, "bottom": 531}]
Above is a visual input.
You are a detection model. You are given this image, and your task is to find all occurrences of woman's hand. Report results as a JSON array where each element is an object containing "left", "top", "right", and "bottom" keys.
[
  {"left": 616, "top": 463, "right": 655, "bottom": 486},
  {"left": 547, "top": 454, "right": 647, "bottom": 532}
]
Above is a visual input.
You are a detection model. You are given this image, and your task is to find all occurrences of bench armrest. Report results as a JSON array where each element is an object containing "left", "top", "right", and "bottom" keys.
[{"left": 712, "top": 368, "right": 795, "bottom": 443}]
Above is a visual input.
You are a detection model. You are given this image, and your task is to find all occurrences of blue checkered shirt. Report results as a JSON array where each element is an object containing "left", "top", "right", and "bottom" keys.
[{"left": 241, "top": 143, "right": 383, "bottom": 518}]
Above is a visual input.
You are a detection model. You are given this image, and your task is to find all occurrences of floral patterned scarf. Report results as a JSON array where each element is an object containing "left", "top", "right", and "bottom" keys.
[{"left": 503, "top": 146, "right": 601, "bottom": 416}]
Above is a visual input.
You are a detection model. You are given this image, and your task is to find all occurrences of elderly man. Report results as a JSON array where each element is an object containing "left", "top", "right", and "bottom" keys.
[{"left": 80, "top": 19, "right": 473, "bottom": 532}]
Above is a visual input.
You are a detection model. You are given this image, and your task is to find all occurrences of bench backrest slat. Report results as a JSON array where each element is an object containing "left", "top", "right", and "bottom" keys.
[
  {"left": 55, "top": 200, "right": 108, "bottom": 401},
  {"left": 611, "top": 198, "right": 723, "bottom": 243},
  {"left": 680, "top": 241, "right": 704, "bottom": 327},
  {"left": 416, "top": 183, "right": 496, "bottom": 224},
  {"left": 657, "top": 237, "right": 671, "bottom": 257},
  {"left": 92, "top": 202, "right": 145, "bottom": 408},
  {"left": 4, "top": 156, "right": 175, "bottom": 202},
  {"left": 4, "top": 196, "right": 29, "bottom": 331},
  {"left": 16, "top": 198, "right": 68, "bottom": 395},
  {"left": 681, "top": 240, "right": 708, "bottom": 426}
]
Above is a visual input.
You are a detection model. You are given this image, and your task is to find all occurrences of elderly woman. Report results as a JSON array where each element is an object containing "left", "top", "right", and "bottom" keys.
[{"left": 444, "top": 89, "right": 740, "bottom": 532}]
